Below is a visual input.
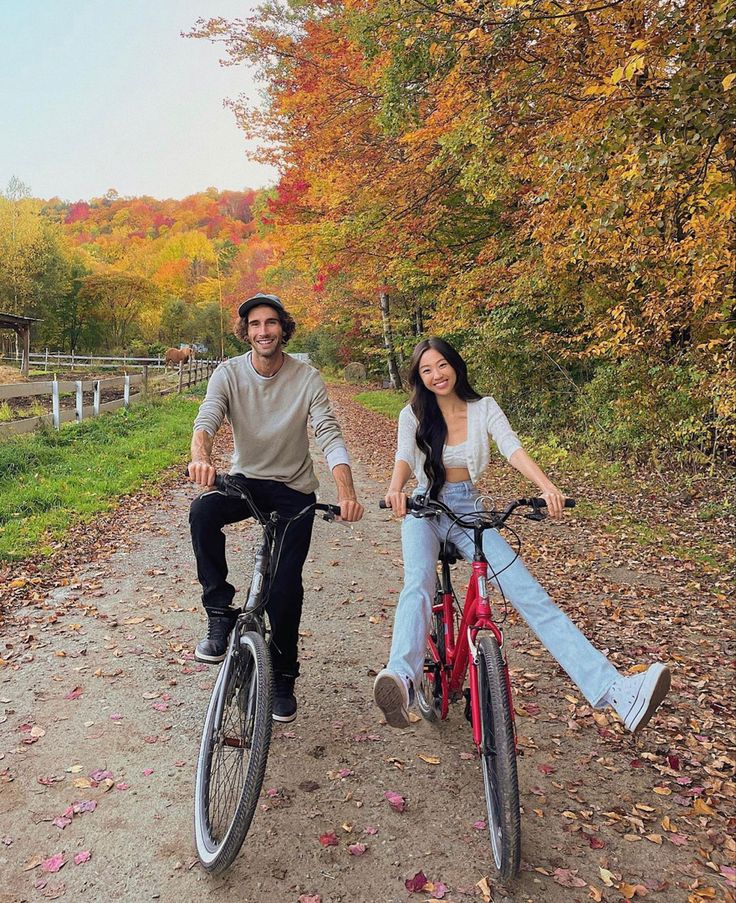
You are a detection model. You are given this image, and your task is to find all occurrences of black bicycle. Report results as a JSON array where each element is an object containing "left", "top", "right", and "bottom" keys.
[{"left": 193, "top": 473, "right": 340, "bottom": 873}]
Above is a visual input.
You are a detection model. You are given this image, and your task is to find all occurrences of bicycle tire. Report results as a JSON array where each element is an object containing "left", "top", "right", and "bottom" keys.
[
  {"left": 194, "top": 630, "right": 273, "bottom": 873},
  {"left": 476, "top": 634, "right": 521, "bottom": 881},
  {"left": 416, "top": 587, "right": 445, "bottom": 722}
]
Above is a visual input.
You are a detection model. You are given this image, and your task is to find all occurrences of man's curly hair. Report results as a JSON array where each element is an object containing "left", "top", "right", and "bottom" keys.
[{"left": 234, "top": 306, "right": 296, "bottom": 345}]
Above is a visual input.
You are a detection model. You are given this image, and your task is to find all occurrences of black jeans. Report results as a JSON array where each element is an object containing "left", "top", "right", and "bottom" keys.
[{"left": 189, "top": 478, "right": 316, "bottom": 679}]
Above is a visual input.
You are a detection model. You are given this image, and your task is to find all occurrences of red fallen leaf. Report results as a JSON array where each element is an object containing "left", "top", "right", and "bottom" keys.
[
  {"left": 363, "top": 826, "right": 378, "bottom": 835},
  {"left": 472, "top": 819, "right": 486, "bottom": 830},
  {"left": 143, "top": 736, "right": 158, "bottom": 744},
  {"left": 385, "top": 791, "right": 406, "bottom": 812},
  {"left": 41, "top": 853, "right": 67, "bottom": 873},
  {"left": 52, "top": 817, "right": 71, "bottom": 830},
  {"left": 142, "top": 768, "right": 154, "bottom": 776},
  {"left": 630, "top": 759, "right": 643, "bottom": 768},
  {"left": 430, "top": 883, "right": 448, "bottom": 899},
  {"left": 348, "top": 842, "right": 367, "bottom": 855},
  {"left": 319, "top": 831, "right": 339, "bottom": 847},
  {"left": 109, "top": 713, "right": 123, "bottom": 722},
  {"left": 152, "top": 702, "right": 168, "bottom": 712},
  {"left": 115, "top": 782, "right": 130, "bottom": 790},
  {"left": 72, "top": 800, "right": 97, "bottom": 814},
  {"left": 265, "top": 788, "right": 280, "bottom": 798},
  {"left": 64, "top": 687, "right": 83, "bottom": 700},
  {"left": 667, "top": 833, "right": 689, "bottom": 846},
  {"left": 525, "top": 703, "right": 541, "bottom": 715},
  {"left": 405, "top": 871, "right": 429, "bottom": 892},
  {"left": 298, "top": 896, "right": 321, "bottom": 903},
  {"left": 553, "top": 868, "right": 587, "bottom": 887},
  {"left": 537, "top": 763, "right": 556, "bottom": 775},
  {"left": 89, "top": 770, "right": 113, "bottom": 782},
  {"left": 587, "top": 835, "right": 606, "bottom": 849},
  {"left": 338, "top": 768, "right": 354, "bottom": 778},
  {"left": 37, "top": 775, "right": 63, "bottom": 786},
  {"left": 74, "top": 850, "right": 91, "bottom": 865},
  {"left": 666, "top": 754, "right": 680, "bottom": 770}
]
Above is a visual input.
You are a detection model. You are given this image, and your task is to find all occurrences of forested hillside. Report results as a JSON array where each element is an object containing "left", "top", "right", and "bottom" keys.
[{"left": 0, "top": 184, "right": 272, "bottom": 359}]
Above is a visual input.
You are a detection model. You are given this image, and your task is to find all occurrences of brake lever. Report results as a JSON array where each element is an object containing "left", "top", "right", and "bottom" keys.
[{"left": 523, "top": 511, "right": 546, "bottom": 522}]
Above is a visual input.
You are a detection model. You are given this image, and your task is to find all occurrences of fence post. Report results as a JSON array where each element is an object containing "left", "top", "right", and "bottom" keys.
[
  {"left": 142, "top": 365, "right": 148, "bottom": 398},
  {"left": 124, "top": 374, "right": 130, "bottom": 408},
  {"left": 76, "top": 380, "right": 84, "bottom": 422},
  {"left": 52, "top": 378, "right": 60, "bottom": 429},
  {"left": 71, "top": 349, "right": 75, "bottom": 369},
  {"left": 178, "top": 361, "right": 184, "bottom": 394},
  {"left": 188, "top": 354, "right": 193, "bottom": 388},
  {"left": 45, "top": 347, "right": 49, "bottom": 371},
  {"left": 93, "top": 379, "right": 101, "bottom": 416}
]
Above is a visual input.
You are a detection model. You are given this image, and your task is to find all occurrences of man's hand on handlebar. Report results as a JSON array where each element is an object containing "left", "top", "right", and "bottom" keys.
[
  {"left": 337, "top": 497, "right": 364, "bottom": 523},
  {"left": 187, "top": 460, "right": 217, "bottom": 488}
]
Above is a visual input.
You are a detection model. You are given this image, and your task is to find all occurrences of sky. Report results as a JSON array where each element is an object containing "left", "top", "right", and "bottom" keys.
[{"left": 0, "top": 0, "right": 278, "bottom": 202}]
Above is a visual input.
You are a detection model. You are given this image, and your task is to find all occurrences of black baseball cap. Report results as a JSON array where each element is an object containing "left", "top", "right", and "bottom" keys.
[{"left": 237, "top": 293, "right": 285, "bottom": 319}]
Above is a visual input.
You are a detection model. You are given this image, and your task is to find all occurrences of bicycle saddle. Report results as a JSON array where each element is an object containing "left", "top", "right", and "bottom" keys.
[{"left": 438, "top": 541, "right": 462, "bottom": 564}]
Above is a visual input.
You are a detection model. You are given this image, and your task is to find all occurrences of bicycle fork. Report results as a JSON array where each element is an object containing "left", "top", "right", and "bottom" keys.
[{"left": 467, "top": 562, "right": 518, "bottom": 754}]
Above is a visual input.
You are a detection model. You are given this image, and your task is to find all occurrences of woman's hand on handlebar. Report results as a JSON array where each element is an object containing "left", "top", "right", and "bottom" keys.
[
  {"left": 539, "top": 484, "right": 566, "bottom": 518},
  {"left": 187, "top": 460, "right": 217, "bottom": 488},
  {"left": 384, "top": 489, "right": 409, "bottom": 518}
]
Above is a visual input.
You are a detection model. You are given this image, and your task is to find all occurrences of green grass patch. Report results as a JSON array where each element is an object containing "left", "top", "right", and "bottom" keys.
[
  {"left": 0, "top": 394, "right": 200, "bottom": 561},
  {"left": 354, "top": 389, "right": 408, "bottom": 419}
]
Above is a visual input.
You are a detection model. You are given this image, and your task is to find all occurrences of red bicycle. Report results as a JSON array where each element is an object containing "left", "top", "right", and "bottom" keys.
[{"left": 382, "top": 494, "right": 574, "bottom": 880}]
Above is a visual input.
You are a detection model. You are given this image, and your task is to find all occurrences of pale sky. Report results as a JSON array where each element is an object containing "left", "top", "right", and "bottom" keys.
[{"left": 0, "top": 0, "right": 278, "bottom": 201}]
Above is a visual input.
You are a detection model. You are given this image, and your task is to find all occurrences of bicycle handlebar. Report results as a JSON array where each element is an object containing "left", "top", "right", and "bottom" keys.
[
  {"left": 186, "top": 469, "right": 342, "bottom": 520},
  {"left": 379, "top": 495, "right": 575, "bottom": 527}
]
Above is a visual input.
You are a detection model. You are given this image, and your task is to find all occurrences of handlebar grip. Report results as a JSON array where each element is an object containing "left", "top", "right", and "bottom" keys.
[
  {"left": 528, "top": 497, "right": 576, "bottom": 508},
  {"left": 379, "top": 498, "right": 423, "bottom": 511}
]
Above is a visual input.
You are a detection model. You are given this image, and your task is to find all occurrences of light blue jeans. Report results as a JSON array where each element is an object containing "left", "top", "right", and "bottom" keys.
[{"left": 387, "top": 481, "right": 619, "bottom": 707}]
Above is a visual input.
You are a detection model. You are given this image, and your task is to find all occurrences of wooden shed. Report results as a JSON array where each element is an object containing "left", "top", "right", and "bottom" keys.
[{"left": 0, "top": 312, "right": 37, "bottom": 376}]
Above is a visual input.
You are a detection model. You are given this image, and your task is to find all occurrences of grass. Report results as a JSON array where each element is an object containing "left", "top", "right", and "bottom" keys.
[
  {"left": 0, "top": 394, "right": 200, "bottom": 561},
  {"left": 353, "top": 389, "right": 408, "bottom": 419}
]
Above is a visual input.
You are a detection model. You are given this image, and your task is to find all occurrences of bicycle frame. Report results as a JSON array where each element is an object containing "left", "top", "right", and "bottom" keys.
[{"left": 427, "top": 541, "right": 515, "bottom": 749}]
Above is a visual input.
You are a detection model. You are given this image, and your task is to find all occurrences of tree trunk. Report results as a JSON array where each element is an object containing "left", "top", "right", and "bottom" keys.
[
  {"left": 414, "top": 303, "right": 424, "bottom": 336},
  {"left": 379, "top": 290, "right": 402, "bottom": 390}
]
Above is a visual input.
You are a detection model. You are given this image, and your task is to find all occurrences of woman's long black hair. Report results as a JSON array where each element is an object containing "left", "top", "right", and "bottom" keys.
[{"left": 408, "top": 337, "right": 482, "bottom": 498}]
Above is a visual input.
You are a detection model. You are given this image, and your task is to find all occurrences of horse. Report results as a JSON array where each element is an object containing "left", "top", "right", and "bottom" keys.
[{"left": 164, "top": 347, "right": 193, "bottom": 370}]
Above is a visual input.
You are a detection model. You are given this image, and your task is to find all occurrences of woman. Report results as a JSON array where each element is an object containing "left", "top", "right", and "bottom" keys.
[{"left": 374, "top": 337, "right": 671, "bottom": 733}]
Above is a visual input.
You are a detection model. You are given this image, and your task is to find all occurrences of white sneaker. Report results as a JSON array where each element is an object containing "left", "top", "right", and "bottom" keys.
[
  {"left": 373, "top": 669, "right": 411, "bottom": 729},
  {"left": 604, "top": 663, "right": 671, "bottom": 733}
]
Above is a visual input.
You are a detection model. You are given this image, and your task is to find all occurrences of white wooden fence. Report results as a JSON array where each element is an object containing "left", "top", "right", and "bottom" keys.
[{"left": 0, "top": 358, "right": 216, "bottom": 439}]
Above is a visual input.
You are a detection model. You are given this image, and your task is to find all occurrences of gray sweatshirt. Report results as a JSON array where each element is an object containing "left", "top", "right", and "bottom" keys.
[{"left": 193, "top": 352, "right": 349, "bottom": 494}]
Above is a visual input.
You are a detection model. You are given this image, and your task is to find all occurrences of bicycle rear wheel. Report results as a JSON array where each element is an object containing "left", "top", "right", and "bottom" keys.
[
  {"left": 194, "top": 630, "right": 273, "bottom": 873},
  {"left": 416, "top": 591, "right": 444, "bottom": 722},
  {"left": 476, "top": 635, "right": 521, "bottom": 881}
]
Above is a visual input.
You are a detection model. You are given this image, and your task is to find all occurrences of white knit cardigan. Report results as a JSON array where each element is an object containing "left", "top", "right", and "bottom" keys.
[{"left": 395, "top": 397, "right": 522, "bottom": 486}]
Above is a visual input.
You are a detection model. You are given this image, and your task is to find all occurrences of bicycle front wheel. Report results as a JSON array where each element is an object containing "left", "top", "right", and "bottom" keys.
[
  {"left": 194, "top": 630, "right": 273, "bottom": 873},
  {"left": 476, "top": 635, "right": 521, "bottom": 881}
]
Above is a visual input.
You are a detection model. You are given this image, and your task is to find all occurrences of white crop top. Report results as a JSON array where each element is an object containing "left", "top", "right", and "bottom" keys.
[{"left": 443, "top": 441, "right": 468, "bottom": 468}]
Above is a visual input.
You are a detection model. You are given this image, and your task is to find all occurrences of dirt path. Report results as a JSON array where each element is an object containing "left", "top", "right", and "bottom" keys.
[{"left": 1, "top": 390, "right": 733, "bottom": 903}]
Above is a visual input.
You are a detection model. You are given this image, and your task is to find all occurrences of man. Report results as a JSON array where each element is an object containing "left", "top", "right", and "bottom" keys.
[{"left": 187, "top": 292, "right": 364, "bottom": 722}]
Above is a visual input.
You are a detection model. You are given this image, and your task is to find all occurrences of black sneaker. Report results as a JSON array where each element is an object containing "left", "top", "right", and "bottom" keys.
[
  {"left": 194, "top": 611, "right": 237, "bottom": 663},
  {"left": 272, "top": 674, "right": 297, "bottom": 723}
]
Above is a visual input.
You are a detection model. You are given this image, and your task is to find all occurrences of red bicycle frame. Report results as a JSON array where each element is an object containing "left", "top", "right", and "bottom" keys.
[{"left": 426, "top": 552, "right": 516, "bottom": 748}]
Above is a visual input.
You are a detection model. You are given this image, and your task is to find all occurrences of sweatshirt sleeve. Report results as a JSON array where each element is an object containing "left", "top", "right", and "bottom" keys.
[
  {"left": 308, "top": 375, "right": 349, "bottom": 468},
  {"left": 193, "top": 365, "right": 230, "bottom": 437},
  {"left": 395, "top": 406, "right": 418, "bottom": 465},
  {"left": 485, "top": 397, "right": 522, "bottom": 460}
]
